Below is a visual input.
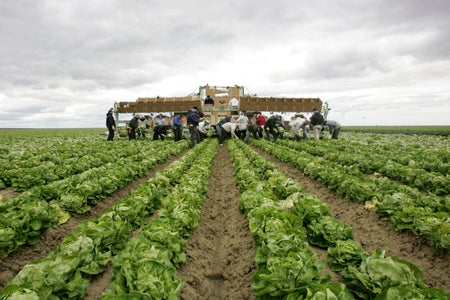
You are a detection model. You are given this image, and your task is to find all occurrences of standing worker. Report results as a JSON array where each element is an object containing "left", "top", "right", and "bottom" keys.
[
  {"left": 236, "top": 112, "right": 249, "bottom": 140},
  {"left": 204, "top": 95, "right": 215, "bottom": 105},
  {"left": 229, "top": 97, "right": 239, "bottom": 114},
  {"left": 173, "top": 114, "right": 183, "bottom": 141},
  {"left": 187, "top": 106, "right": 201, "bottom": 147},
  {"left": 106, "top": 108, "right": 116, "bottom": 141},
  {"left": 310, "top": 108, "right": 324, "bottom": 140},
  {"left": 153, "top": 114, "right": 167, "bottom": 140}
]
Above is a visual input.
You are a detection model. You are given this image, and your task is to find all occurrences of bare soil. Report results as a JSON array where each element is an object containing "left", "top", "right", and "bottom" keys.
[
  {"left": 177, "top": 146, "right": 256, "bottom": 300},
  {"left": 0, "top": 143, "right": 449, "bottom": 299}
]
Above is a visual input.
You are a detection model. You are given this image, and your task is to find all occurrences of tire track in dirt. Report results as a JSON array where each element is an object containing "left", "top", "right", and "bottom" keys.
[
  {"left": 252, "top": 146, "right": 450, "bottom": 292},
  {"left": 177, "top": 146, "right": 256, "bottom": 300}
]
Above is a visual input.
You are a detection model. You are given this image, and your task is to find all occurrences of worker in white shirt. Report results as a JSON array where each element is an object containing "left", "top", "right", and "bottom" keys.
[
  {"left": 228, "top": 98, "right": 239, "bottom": 112},
  {"left": 236, "top": 112, "right": 249, "bottom": 139},
  {"left": 198, "top": 119, "right": 211, "bottom": 141},
  {"left": 289, "top": 113, "right": 308, "bottom": 140},
  {"left": 219, "top": 122, "right": 238, "bottom": 144}
]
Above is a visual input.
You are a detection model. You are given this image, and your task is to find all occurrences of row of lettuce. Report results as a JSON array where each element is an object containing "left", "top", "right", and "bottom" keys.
[
  {"left": 0, "top": 136, "right": 166, "bottom": 192},
  {"left": 250, "top": 137, "right": 450, "bottom": 254},
  {"left": 284, "top": 132, "right": 449, "bottom": 195},
  {"left": 0, "top": 139, "right": 218, "bottom": 299},
  {"left": 0, "top": 139, "right": 190, "bottom": 258},
  {"left": 228, "top": 139, "right": 449, "bottom": 299}
]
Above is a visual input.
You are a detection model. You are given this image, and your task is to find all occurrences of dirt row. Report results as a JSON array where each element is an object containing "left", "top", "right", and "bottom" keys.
[
  {"left": 0, "top": 143, "right": 449, "bottom": 299},
  {"left": 177, "top": 146, "right": 255, "bottom": 300}
]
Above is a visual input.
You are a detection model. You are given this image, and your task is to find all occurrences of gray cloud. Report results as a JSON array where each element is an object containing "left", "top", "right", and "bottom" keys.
[{"left": 0, "top": 0, "right": 449, "bottom": 128}]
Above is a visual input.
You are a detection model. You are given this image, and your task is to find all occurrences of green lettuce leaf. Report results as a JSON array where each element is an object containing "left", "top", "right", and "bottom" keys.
[
  {"left": 327, "top": 240, "right": 369, "bottom": 271},
  {"left": 285, "top": 283, "right": 355, "bottom": 300},
  {"left": 375, "top": 284, "right": 450, "bottom": 300},
  {"left": 342, "top": 250, "right": 427, "bottom": 299},
  {"left": 307, "top": 216, "right": 353, "bottom": 248}
]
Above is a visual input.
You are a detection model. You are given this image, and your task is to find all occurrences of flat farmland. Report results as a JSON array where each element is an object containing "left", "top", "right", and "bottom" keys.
[{"left": 0, "top": 129, "right": 448, "bottom": 299}]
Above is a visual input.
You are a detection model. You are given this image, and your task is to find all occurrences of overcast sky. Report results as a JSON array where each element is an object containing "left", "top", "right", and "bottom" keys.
[{"left": 1, "top": 0, "right": 449, "bottom": 128}]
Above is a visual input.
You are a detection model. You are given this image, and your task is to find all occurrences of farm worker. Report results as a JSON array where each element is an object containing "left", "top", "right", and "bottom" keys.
[
  {"left": 310, "top": 108, "right": 325, "bottom": 140},
  {"left": 204, "top": 95, "right": 215, "bottom": 105},
  {"left": 255, "top": 112, "right": 266, "bottom": 139},
  {"left": 173, "top": 114, "right": 183, "bottom": 141},
  {"left": 244, "top": 122, "right": 262, "bottom": 143},
  {"left": 229, "top": 97, "right": 239, "bottom": 113},
  {"left": 215, "top": 116, "right": 231, "bottom": 145},
  {"left": 274, "top": 115, "right": 286, "bottom": 139},
  {"left": 128, "top": 114, "right": 140, "bottom": 140},
  {"left": 137, "top": 116, "right": 148, "bottom": 139},
  {"left": 236, "top": 112, "right": 249, "bottom": 140},
  {"left": 187, "top": 106, "right": 201, "bottom": 147},
  {"left": 300, "top": 114, "right": 310, "bottom": 139},
  {"left": 106, "top": 108, "right": 116, "bottom": 141},
  {"left": 221, "top": 122, "right": 238, "bottom": 141},
  {"left": 288, "top": 114, "right": 302, "bottom": 140},
  {"left": 198, "top": 119, "right": 211, "bottom": 141},
  {"left": 153, "top": 114, "right": 167, "bottom": 140},
  {"left": 324, "top": 120, "right": 341, "bottom": 139},
  {"left": 264, "top": 115, "right": 278, "bottom": 141},
  {"left": 289, "top": 113, "right": 308, "bottom": 141}
]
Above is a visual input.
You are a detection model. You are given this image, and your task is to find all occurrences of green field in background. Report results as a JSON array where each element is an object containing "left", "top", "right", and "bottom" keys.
[
  {"left": 1, "top": 126, "right": 450, "bottom": 137},
  {"left": 343, "top": 126, "right": 450, "bottom": 134}
]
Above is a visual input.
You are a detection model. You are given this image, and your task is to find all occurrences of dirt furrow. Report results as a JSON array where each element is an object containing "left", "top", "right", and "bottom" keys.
[{"left": 177, "top": 146, "right": 256, "bottom": 300}]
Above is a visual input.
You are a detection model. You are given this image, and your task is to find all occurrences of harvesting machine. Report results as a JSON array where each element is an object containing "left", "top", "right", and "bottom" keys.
[{"left": 114, "top": 85, "right": 323, "bottom": 126}]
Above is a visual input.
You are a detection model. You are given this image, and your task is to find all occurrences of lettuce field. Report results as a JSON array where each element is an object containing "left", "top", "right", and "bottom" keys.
[{"left": 0, "top": 129, "right": 449, "bottom": 299}]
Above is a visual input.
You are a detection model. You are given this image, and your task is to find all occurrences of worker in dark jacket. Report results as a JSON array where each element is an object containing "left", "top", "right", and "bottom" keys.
[
  {"left": 244, "top": 122, "right": 262, "bottom": 143},
  {"left": 215, "top": 116, "right": 231, "bottom": 145},
  {"left": 173, "top": 114, "right": 183, "bottom": 141},
  {"left": 274, "top": 115, "right": 286, "bottom": 139},
  {"left": 187, "top": 107, "right": 201, "bottom": 147},
  {"left": 264, "top": 115, "right": 278, "bottom": 141},
  {"left": 128, "top": 114, "right": 140, "bottom": 140},
  {"left": 106, "top": 108, "right": 116, "bottom": 141},
  {"left": 310, "top": 108, "right": 324, "bottom": 140}
]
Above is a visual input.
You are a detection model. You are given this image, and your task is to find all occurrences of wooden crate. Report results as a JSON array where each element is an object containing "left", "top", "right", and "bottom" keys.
[{"left": 267, "top": 97, "right": 280, "bottom": 112}]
